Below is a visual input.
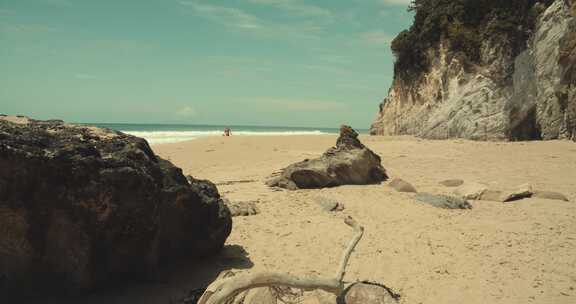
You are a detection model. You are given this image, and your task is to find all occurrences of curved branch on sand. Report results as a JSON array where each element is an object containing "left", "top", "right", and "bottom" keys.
[{"left": 197, "top": 216, "right": 365, "bottom": 304}]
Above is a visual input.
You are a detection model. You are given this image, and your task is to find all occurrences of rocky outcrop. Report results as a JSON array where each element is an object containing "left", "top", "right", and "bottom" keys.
[
  {"left": 371, "top": 0, "right": 576, "bottom": 141},
  {"left": 0, "top": 116, "right": 232, "bottom": 294},
  {"left": 267, "top": 125, "right": 387, "bottom": 190}
]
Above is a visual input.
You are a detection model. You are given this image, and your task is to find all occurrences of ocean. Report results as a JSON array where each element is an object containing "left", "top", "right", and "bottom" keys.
[{"left": 90, "top": 123, "right": 367, "bottom": 144}]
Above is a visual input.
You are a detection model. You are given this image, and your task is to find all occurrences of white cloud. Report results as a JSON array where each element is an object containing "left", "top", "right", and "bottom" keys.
[
  {"left": 245, "top": 0, "right": 333, "bottom": 19},
  {"left": 178, "top": 1, "right": 324, "bottom": 40},
  {"left": 175, "top": 106, "right": 197, "bottom": 118},
  {"left": 179, "top": 1, "right": 262, "bottom": 29}
]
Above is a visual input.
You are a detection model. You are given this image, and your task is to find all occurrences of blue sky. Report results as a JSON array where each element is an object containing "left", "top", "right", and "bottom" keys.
[{"left": 0, "top": 0, "right": 413, "bottom": 128}]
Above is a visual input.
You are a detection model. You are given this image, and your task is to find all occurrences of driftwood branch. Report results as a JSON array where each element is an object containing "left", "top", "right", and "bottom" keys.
[
  {"left": 197, "top": 216, "right": 364, "bottom": 304},
  {"left": 335, "top": 216, "right": 364, "bottom": 282}
]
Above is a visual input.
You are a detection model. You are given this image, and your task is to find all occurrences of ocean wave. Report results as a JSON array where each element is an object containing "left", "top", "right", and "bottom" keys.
[{"left": 123, "top": 130, "right": 331, "bottom": 144}]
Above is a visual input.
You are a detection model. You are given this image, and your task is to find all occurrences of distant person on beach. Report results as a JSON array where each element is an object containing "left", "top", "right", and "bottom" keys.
[{"left": 223, "top": 127, "right": 231, "bottom": 136}]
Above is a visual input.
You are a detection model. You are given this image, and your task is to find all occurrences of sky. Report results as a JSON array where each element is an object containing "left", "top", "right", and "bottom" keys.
[{"left": 0, "top": 0, "right": 413, "bottom": 128}]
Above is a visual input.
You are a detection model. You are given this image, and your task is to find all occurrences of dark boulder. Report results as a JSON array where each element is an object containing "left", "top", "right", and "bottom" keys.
[
  {"left": 266, "top": 125, "right": 388, "bottom": 190},
  {"left": 0, "top": 116, "right": 232, "bottom": 294}
]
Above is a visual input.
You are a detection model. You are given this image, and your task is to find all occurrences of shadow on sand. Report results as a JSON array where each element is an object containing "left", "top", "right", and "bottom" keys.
[{"left": 14, "top": 245, "right": 253, "bottom": 304}]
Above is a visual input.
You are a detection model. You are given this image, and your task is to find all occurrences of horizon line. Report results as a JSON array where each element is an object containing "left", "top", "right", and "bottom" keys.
[{"left": 77, "top": 121, "right": 370, "bottom": 130}]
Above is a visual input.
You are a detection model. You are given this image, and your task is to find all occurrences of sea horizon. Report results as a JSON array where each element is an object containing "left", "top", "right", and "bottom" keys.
[{"left": 85, "top": 122, "right": 370, "bottom": 144}]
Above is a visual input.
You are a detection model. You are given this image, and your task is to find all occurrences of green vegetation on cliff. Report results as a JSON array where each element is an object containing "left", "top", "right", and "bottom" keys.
[{"left": 391, "top": 0, "right": 555, "bottom": 83}]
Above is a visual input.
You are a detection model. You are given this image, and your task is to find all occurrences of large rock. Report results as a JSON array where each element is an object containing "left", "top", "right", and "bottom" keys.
[
  {"left": 267, "top": 126, "right": 388, "bottom": 190},
  {"left": 0, "top": 116, "right": 232, "bottom": 294}
]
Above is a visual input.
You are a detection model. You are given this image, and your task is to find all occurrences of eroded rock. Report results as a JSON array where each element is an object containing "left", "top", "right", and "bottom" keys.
[
  {"left": 0, "top": 116, "right": 232, "bottom": 294},
  {"left": 267, "top": 126, "right": 388, "bottom": 190}
]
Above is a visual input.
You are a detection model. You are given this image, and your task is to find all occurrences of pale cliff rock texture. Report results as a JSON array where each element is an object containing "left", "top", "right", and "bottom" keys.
[{"left": 371, "top": 0, "right": 576, "bottom": 141}]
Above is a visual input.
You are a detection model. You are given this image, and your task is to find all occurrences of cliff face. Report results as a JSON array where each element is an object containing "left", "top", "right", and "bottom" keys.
[{"left": 371, "top": 0, "right": 576, "bottom": 141}]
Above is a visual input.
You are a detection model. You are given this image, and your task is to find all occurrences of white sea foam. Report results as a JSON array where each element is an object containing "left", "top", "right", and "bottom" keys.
[{"left": 123, "top": 130, "right": 330, "bottom": 144}]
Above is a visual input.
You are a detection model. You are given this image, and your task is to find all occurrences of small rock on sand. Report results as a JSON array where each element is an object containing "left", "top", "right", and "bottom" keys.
[
  {"left": 388, "top": 178, "right": 417, "bottom": 193},
  {"left": 452, "top": 182, "right": 488, "bottom": 200},
  {"left": 415, "top": 193, "right": 472, "bottom": 209},
  {"left": 479, "top": 190, "right": 503, "bottom": 201},
  {"left": 439, "top": 179, "right": 464, "bottom": 187},
  {"left": 500, "top": 183, "right": 534, "bottom": 202},
  {"left": 337, "top": 282, "right": 400, "bottom": 304},
  {"left": 315, "top": 196, "right": 345, "bottom": 212},
  {"left": 224, "top": 199, "right": 260, "bottom": 217},
  {"left": 532, "top": 191, "right": 569, "bottom": 201}
]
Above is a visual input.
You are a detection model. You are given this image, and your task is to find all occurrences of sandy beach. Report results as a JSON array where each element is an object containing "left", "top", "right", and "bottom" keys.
[
  {"left": 3, "top": 1, "right": 574, "bottom": 303},
  {"left": 151, "top": 135, "right": 576, "bottom": 304}
]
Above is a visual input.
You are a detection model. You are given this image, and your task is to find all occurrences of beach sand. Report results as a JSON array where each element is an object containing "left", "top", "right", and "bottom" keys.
[{"left": 155, "top": 135, "right": 576, "bottom": 304}]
